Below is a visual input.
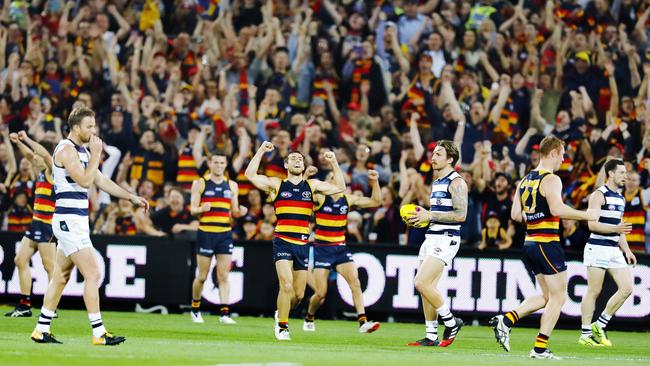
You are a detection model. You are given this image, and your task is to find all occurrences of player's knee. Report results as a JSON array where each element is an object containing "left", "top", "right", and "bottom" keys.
[
  {"left": 586, "top": 287, "right": 601, "bottom": 299},
  {"left": 294, "top": 292, "right": 305, "bottom": 304},
  {"left": 53, "top": 272, "right": 69, "bottom": 287},
  {"left": 83, "top": 270, "right": 101, "bottom": 286},
  {"left": 279, "top": 281, "right": 294, "bottom": 294},
  {"left": 414, "top": 277, "right": 428, "bottom": 293},
  {"left": 619, "top": 284, "right": 633, "bottom": 299},
  {"left": 14, "top": 254, "right": 27, "bottom": 268},
  {"left": 549, "top": 290, "right": 567, "bottom": 304},
  {"left": 196, "top": 272, "right": 208, "bottom": 283},
  {"left": 216, "top": 269, "right": 229, "bottom": 284}
]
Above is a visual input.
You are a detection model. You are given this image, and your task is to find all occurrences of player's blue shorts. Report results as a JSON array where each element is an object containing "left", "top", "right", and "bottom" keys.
[
  {"left": 523, "top": 242, "right": 567, "bottom": 275},
  {"left": 25, "top": 219, "right": 53, "bottom": 243},
  {"left": 313, "top": 245, "right": 353, "bottom": 269},
  {"left": 272, "top": 237, "right": 309, "bottom": 270},
  {"left": 196, "top": 230, "right": 234, "bottom": 257}
]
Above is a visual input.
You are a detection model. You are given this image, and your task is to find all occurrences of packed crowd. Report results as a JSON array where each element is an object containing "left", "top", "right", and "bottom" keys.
[{"left": 0, "top": 0, "right": 649, "bottom": 253}]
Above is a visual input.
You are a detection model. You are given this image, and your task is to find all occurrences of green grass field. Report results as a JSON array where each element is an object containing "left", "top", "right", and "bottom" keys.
[{"left": 0, "top": 306, "right": 649, "bottom": 366}]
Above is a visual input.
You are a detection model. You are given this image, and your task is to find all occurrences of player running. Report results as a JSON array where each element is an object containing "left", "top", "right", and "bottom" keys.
[
  {"left": 5, "top": 131, "right": 56, "bottom": 317},
  {"left": 189, "top": 154, "right": 247, "bottom": 325},
  {"left": 405, "top": 140, "right": 467, "bottom": 347},
  {"left": 579, "top": 159, "right": 636, "bottom": 346},
  {"left": 490, "top": 135, "right": 598, "bottom": 359},
  {"left": 31, "top": 107, "right": 149, "bottom": 345},
  {"left": 245, "top": 141, "right": 345, "bottom": 341},
  {"left": 302, "top": 167, "right": 381, "bottom": 333}
]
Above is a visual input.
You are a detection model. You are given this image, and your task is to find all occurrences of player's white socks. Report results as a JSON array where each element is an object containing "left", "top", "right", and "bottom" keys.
[
  {"left": 89, "top": 312, "right": 107, "bottom": 338},
  {"left": 581, "top": 324, "right": 592, "bottom": 337},
  {"left": 36, "top": 307, "right": 56, "bottom": 333},
  {"left": 596, "top": 313, "right": 612, "bottom": 329},
  {"left": 425, "top": 320, "right": 438, "bottom": 341},
  {"left": 436, "top": 304, "right": 456, "bottom": 327}
]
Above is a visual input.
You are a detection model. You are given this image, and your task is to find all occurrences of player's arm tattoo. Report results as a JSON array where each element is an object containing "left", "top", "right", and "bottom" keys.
[{"left": 429, "top": 178, "right": 468, "bottom": 223}]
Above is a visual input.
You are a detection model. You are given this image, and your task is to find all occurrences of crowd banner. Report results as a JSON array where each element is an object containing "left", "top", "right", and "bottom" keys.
[{"left": 0, "top": 232, "right": 648, "bottom": 327}]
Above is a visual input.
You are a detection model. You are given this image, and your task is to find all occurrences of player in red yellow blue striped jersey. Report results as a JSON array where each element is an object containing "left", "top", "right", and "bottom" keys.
[
  {"left": 490, "top": 136, "right": 598, "bottom": 360},
  {"left": 302, "top": 167, "right": 381, "bottom": 334},
  {"left": 5, "top": 131, "right": 56, "bottom": 318},
  {"left": 190, "top": 154, "right": 247, "bottom": 325},
  {"left": 245, "top": 141, "right": 346, "bottom": 341}
]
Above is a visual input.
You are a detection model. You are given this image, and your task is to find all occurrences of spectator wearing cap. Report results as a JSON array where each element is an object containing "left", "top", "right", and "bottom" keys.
[
  {"left": 151, "top": 186, "right": 198, "bottom": 238},
  {"left": 479, "top": 172, "right": 512, "bottom": 230},
  {"left": 239, "top": 214, "right": 259, "bottom": 241},
  {"left": 397, "top": 0, "right": 430, "bottom": 51},
  {"left": 558, "top": 51, "right": 606, "bottom": 109},
  {"left": 478, "top": 210, "right": 511, "bottom": 251}
]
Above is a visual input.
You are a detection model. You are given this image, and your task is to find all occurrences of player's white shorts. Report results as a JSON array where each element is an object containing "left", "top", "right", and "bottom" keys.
[
  {"left": 418, "top": 234, "right": 460, "bottom": 266},
  {"left": 52, "top": 214, "right": 93, "bottom": 257},
  {"left": 583, "top": 244, "right": 628, "bottom": 269}
]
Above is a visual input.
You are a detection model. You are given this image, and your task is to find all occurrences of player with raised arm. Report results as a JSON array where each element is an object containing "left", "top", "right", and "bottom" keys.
[
  {"left": 245, "top": 141, "right": 345, "bottom": 341},
  {"left": 490, "top": 135, "right": 598, "bottom": 359},
  {"left": 5, "top": 131, "right": 56, "bottom": 318},
  {"left": 302, "top": 167, "right": 381, "bottom": 333},
  {"left": 405, "top": 140, "right": 467, "bottom": 348},
  {"left": 31, "top": 107, "right": 149, "bottom": 345},
  {"left": 189, "top": 153, "right": 247, "bottom": 325},
  {"left": 579, "top": 159, "right": 636, "bottom": 347}
]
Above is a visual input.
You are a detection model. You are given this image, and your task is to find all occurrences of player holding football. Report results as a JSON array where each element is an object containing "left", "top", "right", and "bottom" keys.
[
  {"left": 245, "top": 141, "right": 345, "bottom": 340},
  {"left": 189, "top": 153, "right": 247, "bottom": 325},
  {"left": 405, "top": 140, "right": 467, "bottom": 347},
  {"left": 579, "top": 159, "right": 635, "bottom": 346},
  {"left": 302, "top": 167, "right": 381, "bottom": 333},
  {"left": 490, "top": 135, "right": 598, "bottom": 359}
]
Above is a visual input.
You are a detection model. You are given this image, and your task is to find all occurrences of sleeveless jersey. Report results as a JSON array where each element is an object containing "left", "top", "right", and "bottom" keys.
[
  {"left": 52, "top": 139, "right": 89, "bottom": 217},
  {"left": 587, "top": 185, "right": 625, "bottom": 247},
  {"left": 32, "top": 170, "right": 55, "bottom": 224},
  {"left": 273, "top": 180, "right": 314, "bottom": 245},
  {"left": 198, "top": 178, "right": 232, "bottom": 233},
  {"left": 427, "top": 171, "right": 463, "bottom": 236},
  {"left": 519, "top": 170, "right": 560, "bottom": 244},
  {"left": 314, "top": 195, "right": 348, "bottom": 246}
]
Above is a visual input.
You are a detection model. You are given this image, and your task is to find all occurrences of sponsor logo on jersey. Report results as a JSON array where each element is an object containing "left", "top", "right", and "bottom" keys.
[
  {"left": 224, "top": 190, "right": 232, "bottom": 198},
  {"left": 280, "top": 192, "right": 292, "bottom": 198},
  {"left": 340, "top": 206, "right": 348, "bottom": 214},
  {"left": 324, "top": 206, "right": 333, "bottom": 212},
  {"left": 302, "top": 191, "right": 312, "bottom": 200},
  {"left": 608, "top": 205, "right": 616, "bottom": 211},
  {"left": 205, "top": 191, "right": 215, "bottom": 196}
]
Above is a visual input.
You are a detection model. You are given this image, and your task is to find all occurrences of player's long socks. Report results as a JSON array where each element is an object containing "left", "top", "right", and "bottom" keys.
[
  {"left": 534, "top": 333, "right": 549, "bottom": 354},
  {"left": 89, "top": 312, "right": 107, "bottom": 338},
  {"left": 220, "top": 306, "right": 230, "bottom": 317},
  {"left": 191, "top": 299, "right": 200, "bottom": 314},
  {"left": 20, "top": 295, "right": 31, "bottom": 308},
  {"left": 436, "top": 304, "right": 456, "bottom": 327},
  {"left": 357, "top": 313, "right": 367, "bottom": 326},
  {"left": 503, "top": 310, "right": 519, "bottom": 328},
  {"left": 36, "top": 307, "right": 56, "bottom": 333},
  {"left": 581, "top": 324, "right": 592, "bottom": 337},
  {"left": 596, "top": 313, "right": 612, "bottom": 329},
  {"left": 426, "top": 320, "right": 438, "bottom": 341},
  {"left": 278, "top": 321, "right": 289, "bottom": 331},
  {"left": 305, "top": 313, "right": 315, "bottom": 323}
]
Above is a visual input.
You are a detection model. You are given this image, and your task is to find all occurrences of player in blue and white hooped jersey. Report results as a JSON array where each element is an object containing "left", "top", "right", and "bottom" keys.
[
  {"left": 31, "top": 107, "right": 149, "bottom": 346},
  {"left": 405, "top": 140, "right": 467, "bottom": 348},
  {"left": 580, "top": 159, "right": 637, "bottom": 347}
]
